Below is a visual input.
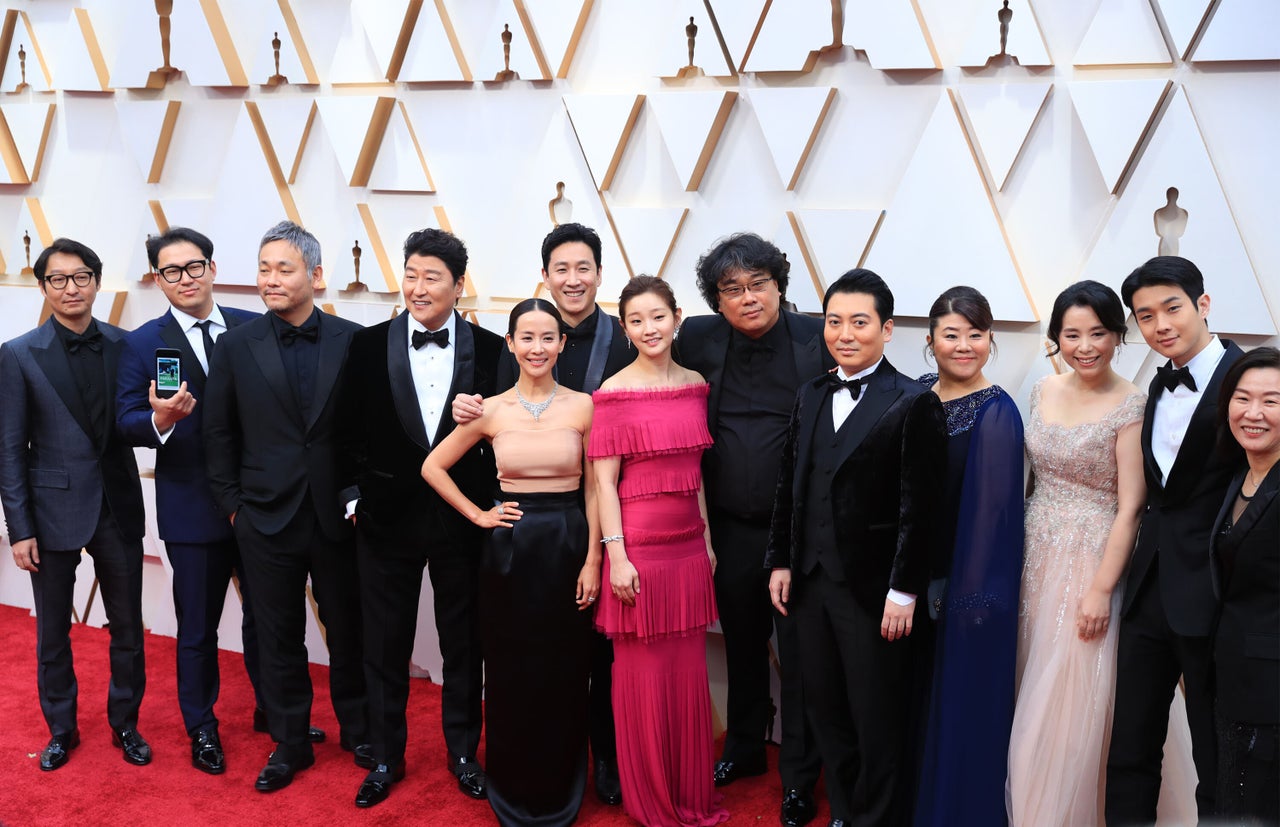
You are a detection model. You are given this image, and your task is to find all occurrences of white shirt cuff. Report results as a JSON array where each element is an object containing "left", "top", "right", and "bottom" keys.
[
  {"left": 886, "top": 589, "right": 916, "bottom": 607},
  {"left": 152, "top": 413, "right": 175, "bottom": 443},
  {"left": 345, "top": 499, "right": 358, "bottom": 520}
]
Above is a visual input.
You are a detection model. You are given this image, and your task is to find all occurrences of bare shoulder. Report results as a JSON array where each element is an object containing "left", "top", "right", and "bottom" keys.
[
  {"left": 600, "top": 364, "right": 640, "bottom": 390},
  {"left": 678, "top": 366, "right": 706, "bottom": 385}
]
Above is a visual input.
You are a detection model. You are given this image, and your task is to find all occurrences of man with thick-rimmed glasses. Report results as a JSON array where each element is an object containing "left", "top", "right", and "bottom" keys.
[{"left": 0, "top": 237, "right": 149, "bottom": 771}]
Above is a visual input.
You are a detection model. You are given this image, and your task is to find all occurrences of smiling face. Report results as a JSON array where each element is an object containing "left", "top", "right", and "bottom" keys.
[
  {"left": 1057, "top": 304, "right": 1120, "bottom": 377},
  {"left": 40, "top": 251, "right": 99, "bottom": 332},
  {"left": 1228, "top": 366, "right": 1280, "bottom": 461},
  {"left": 1130, "top": 284, "right": 1212, "bottom": 367},
  {"left": 928, "top": 312, "right": 991, "bottom": 385},
  {"left": 824, "top": 290, "right": 892, "bottom": 375},
  {"left": 541, "top": 241, "right": 601, "bottom": 327},
  {"left": 402, "top": 254, "right": 463, "bottom": 331},
  {"left": 507, "top": 309, "right": 565, "bottom": 379},
  {"left": 155, "top": 240, "right": 216, "bottom": 319},
  {"left": 622, "top": 290, "right": 680, "bottom": 358},
  {"left": 258, "top": 239, "right": 322, "bottom": 326}
]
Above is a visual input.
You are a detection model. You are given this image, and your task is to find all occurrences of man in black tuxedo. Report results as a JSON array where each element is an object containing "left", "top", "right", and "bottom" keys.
[
  {"left": 203, "top": 221, "right": 368, "bottom": 792},
  {"left": 0, "top": 238, "right": 150, "bottom": 770},
  {"left": 452, "top": 222, "right": 632, "bottom": 805},
  {"left": 1106, "top": 256, "right": 1244, "bottom": 823},
  {"left": 677, "top": 233, "right": 829, "bottom": 827},
  {"left": 766, "top": 269, "right": 946, "bottom": 827},
  {"left": 337, "top": 229, "right": 504, "bottom": 809}
]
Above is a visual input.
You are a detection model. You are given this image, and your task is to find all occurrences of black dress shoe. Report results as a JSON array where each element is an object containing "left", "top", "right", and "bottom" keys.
[
  {"left": 354, "top": 761, "right": 406, "bottom": 808},
  {"left": 593, "top": 757, "right": 622, "bottom": 805},
  {"left": 191, "top": 730, "right": 226, "bottom": 775},
  {"left": 780, "top": 788, "right": 817, "bottom": 827},
  {"left": 340, "top": 737, "right": 376, "bottom": 770},
  {"left": 111, "top": 728, "right": 152, "bottom": 766},
  {"left": 449, "top": 755, "right": 488, "bottom": 799},
  {"left": 39, "top": 730, "right": 80, "bottom": 771},
  {"left": 713, "top": 757, "right": 767, "bottom": 787},
  {"left": 254, "top": 747, "right": 315, "bottom": 792},
  {"left": 252, "top": 708, "right": 326, "bottom": 743},
  {"left": 828, "top": 820, "right": 847, "bottom": 827}
]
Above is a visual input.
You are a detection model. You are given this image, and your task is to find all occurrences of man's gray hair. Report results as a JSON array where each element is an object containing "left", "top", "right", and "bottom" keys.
[{"left": 259, "top": 220, "right": 322, "bottom": 273}]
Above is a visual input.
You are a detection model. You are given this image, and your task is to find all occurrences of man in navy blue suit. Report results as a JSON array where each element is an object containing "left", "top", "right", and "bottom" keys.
[{"left": 117, "top": 227, "right": 320, "bottom": 775}]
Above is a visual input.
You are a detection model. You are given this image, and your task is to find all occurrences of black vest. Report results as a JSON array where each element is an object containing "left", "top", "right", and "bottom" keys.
[{"left": 800, "top": 392, "right": 854, "bottom": 581}]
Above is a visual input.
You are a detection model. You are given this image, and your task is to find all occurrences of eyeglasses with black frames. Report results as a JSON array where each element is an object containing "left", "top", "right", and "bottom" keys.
[
  {"left": 156, "top": 259, "right": 209, "bottom": 283},
  {"left": 43, "top": 271, "right": 95, "bottom": 290}
]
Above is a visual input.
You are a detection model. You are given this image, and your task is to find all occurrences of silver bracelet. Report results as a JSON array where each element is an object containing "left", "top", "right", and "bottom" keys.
[{"left": 601, "top": 534, "right": 624, "bottom": 544}]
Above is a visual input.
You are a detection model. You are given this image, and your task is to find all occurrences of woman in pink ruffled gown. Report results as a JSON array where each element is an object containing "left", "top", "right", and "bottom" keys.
[{"left": 589, "top": 275, "right": 729, "bottom": 827}]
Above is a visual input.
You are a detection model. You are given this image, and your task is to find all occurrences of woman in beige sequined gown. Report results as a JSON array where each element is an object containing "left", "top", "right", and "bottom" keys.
[{"left": 1006, "top": 282, "right": 1149, "bottom": 826}]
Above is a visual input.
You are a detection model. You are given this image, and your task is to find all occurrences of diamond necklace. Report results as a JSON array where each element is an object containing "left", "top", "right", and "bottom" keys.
[{"left": 516, "top": 382, "right": 557, "bottom": 422}]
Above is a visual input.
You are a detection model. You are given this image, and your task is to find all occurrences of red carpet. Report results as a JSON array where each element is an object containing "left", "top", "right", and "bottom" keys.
[{"left": 0, "top": 604, "right": 825, "bottom": 825}]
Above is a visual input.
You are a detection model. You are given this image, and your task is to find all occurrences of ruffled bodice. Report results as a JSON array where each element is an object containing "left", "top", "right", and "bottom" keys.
[{"left": 588, "top": 384, "right": 713, "bottom": 503}]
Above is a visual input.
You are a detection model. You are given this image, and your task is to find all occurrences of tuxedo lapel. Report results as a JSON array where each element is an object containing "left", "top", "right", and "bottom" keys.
[
  {"left": 441, "top": 313, "right": 475, "bottom": 444},
  {"left": 1141, "top": 376, "right": 1162, "bottom": 488},
  {"left": 307, "top": 312, "right": 347, "bottom": 432},
  {"left": 703, "top": 322, "right": 731, "bottom": 426},
  {"left": 386, "top": 312, "right": 430, "bottom": 450},
  {"left": 830, "top": 361, "right": 902, "bottom": 472},
  {"left": 1230, "top": 465, "right": 1280, "bottom": 548},
  {"left": 788, "top": 311, "right": 823, "bottom": 381},
  {"left": 29, "top": 320, "right": 96, "bottom": 446},
  {"left": 157, "top": 310, "right": 207, "bottom": 389},
  {"left": 1164, "top": 344, "right": 1237, "bottom": 498},
  {"left": 100, "top": 325, "right": 124, "bottom": 446},
  {"left": 246, "top": 320, "right": 300, "bottom": 428}
]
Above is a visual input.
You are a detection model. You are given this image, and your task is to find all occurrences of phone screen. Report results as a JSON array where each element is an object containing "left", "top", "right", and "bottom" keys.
[{"left": 156, "top": 354, "right": 182, "bottom": 397}]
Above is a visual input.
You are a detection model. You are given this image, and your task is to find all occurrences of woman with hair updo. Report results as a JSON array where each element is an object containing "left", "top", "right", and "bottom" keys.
[
  {"left": 913, "top": 286, "right": 1024, "bottom": 826},
  {"left": 423, "top": 298, "right": 600, "bottom": 826},
  {"left": 590, "top": 275, "right": 728, "bottom": 826}
]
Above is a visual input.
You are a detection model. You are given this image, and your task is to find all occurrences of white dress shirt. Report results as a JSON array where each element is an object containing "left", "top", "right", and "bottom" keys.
[
  {"left": 1151, "top": 335, "right": 1225, "bottom": 483},
  {"left": 153, "top": 305, "right": 227, "bottom": 442},
  {"left": 408, "top": 312, "right": 457, "bottom": 446}
]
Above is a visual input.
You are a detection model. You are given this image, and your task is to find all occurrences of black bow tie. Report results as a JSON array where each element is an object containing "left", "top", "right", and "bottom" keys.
[
  {"left": 1156, "top": 364, "right": 1197, "bottom": 393},
  {"left": 826, "top": 372, "right": 864, "bottom": 400},
  {"left": 412, "top": 327, "right": 449, "bottom": 350},
  {"left": 280, "top": 323, "right": 318, "bottom": 346},
  {"left": 65, "top": 330, "right": 103, "bottom": 354}
]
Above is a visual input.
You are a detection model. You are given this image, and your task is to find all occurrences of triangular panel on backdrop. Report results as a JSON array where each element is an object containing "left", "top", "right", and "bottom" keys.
[
  {"left": 103, "top": 0, "right": 168, "bottom": 89},
  {"left": 398, "top": 0, "right": 469, "bottom": 82},
  {"left": 1069, "top": 78, "right": 1171, "bottom": 193},
  {"left": 769, "top": 213, "right": 821, "bottom": 314},
  {"left": 366, "top": 100, "right": 434, "bottom": 193},
  {"left": 337, "top": 203, "right": 399, "bottom": 293},
  {"left": 351, "top": 0, "right": 421, "bottom": 80},
  {"left": 199, "top": 105, "right": 303, "bottom": 286},
  {"left": 0, "top": 102, "right": 55, "bottom": 185},
  {"left": 252, "top": 97, "right": 318, "bottom": 184},
  {"left": 315, "top": 95, "right": 396, "bottom": 187},
  {"left": 1079, "top": 86, "right": 1274, "bottom": 336},
  {"left": 476, "top": 1, "right": 549, "bottom": 81},
  {"left": 742, "top": 0, "right": 838, "bottom": 73},
  {"left": 563, "top": 93, "right": 644, "bottom": 192},
  {"left": 955, "top": 82, "right": 1052, "bottom": 191},
  {"left": 661, "top": 2, "right": 738, "bottom": 78},
  {"left": 0, "top": 288, "right": 47, "bottom": 342},
  {"left": 115, "top": 100, "right": 181, "bottom": 184},
  {"left": 789, "top": 208, "right": 885, "bottom": 302},
  {"left": 1074, "top": 0, "right": 1171, "bottom": 65},
  {"left": 606, "top": 204, "right": 687, "bottom": 279},
  {"left": 53, "top": 8, "right": 111, "bottom": 92},
  {"left": 0, "top": 10, "right": 53, "bottom": 92},
  {"left": 843, "top": 0, "right": 938, "bottom": 70},
  {"left": 748, "top": 87, "right": 836, "bottom": 190},
  {"left": 956, "top": 0, "right": 1051, "bottom": 67},
  {"left": 18, "top": 196, "right": 55, "bottom": 253},
  {"left": 327, "top": 1, "right": 386, "bottom": 84},
  {"left": 1151, "top": 0, "right": 1215, "bottom": 60},
  {"left": 1191, "top": 0, "right": 1280, "bottom": 62},
  {"left": 168, "top": 0, "right": 248, "bottom": 86},
  {"left": 523, "top": 0, "right": 594, "bottom": 79},
  {"left": 240, "top": 0, "right": 320, "bottom": 85},
  {"left": 864, "top": 91, "right": 1036, "bottom": 322},
  {"left": 647, "top": 90, "right": 738, "bottom": 192},
  {"left": 361, "top": 197, "right": 450, "bottom": 295}
]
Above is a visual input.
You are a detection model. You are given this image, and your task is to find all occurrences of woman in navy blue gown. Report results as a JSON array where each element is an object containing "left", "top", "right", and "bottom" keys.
[{"left": 913, "top": 286, "right": 1024, "bottom": 825}]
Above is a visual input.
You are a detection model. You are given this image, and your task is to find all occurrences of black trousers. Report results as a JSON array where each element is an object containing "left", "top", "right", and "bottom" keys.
[
  {"left": 236, "top": 500, "right": 366, "bottom": 758},
  {"left": 357, "top": 528, "right": 483, "bottom": 766},
  {"left": 1106, "top": 575, "right": 1217, "bottom": 824},
  {"left": 793, "top": 568, "right": 916, "bottom": 827},
  {"left": 165, "top": 538, "right": 263, "bottom": 736},
  {"left": 709, "top": 507, "right": 820, "bottom": 791},
  {"left": 31, "top": 502, "right": 145, "bottom": 736}
]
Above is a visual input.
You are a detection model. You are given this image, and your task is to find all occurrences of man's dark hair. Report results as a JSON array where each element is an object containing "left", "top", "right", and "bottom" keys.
[
  {"left": 34, "top": 238, "right": 103, "bottom": 285},
  {"left": 823, "top": 268, "right": 893, "bottom": 322},
  {"left": 694, "top": 232, "right": 790, "bottom": 313},
  {"left": 1046, "top": 280, "right": 1128, "bottom": 356},
  {"left": 1120, "top": 255, "right": 1205, "bottom": 310},
  {"left": 404, "top": 228, "right": 468, "bottom": 282},
  {"left": 145, "top": 227, "right": 214, "bottom": 269},
  {"left": 541, "top": 223, "right": 602, "bottom": 271}
]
